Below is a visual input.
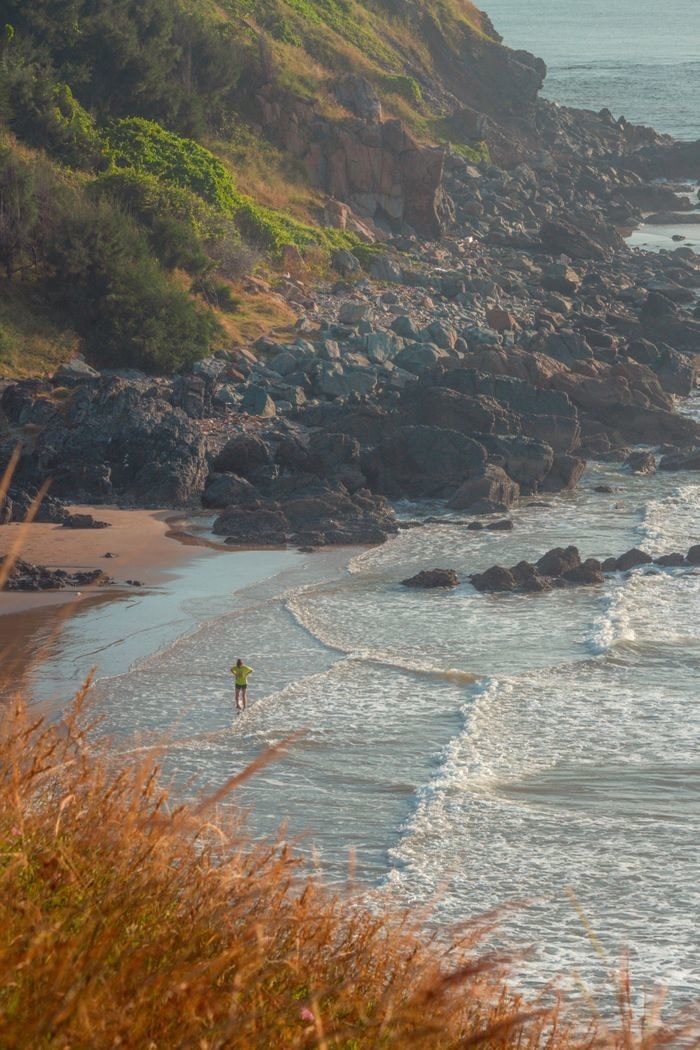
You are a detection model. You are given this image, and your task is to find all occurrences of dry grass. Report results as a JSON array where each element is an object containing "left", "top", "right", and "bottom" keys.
[
  {"left": 0, "top": 688, "right": 549, "bottom": 1049},
  {"left": 0, "top": 281, "right": 81, "bottom": 380},
  {"left": 1, "top": 459, "right": 699, "bottom": 1049},
  {"left": 214, "top": 284, "right": 297, "bottom": 344}
]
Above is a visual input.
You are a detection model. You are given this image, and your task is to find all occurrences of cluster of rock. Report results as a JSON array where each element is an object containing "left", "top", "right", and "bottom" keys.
[
  {"left": 1, "top": 557, "right": 112, "bottom": 592},
  {"left": 471, "top": 543, "right": 700, "bottom": 594}
]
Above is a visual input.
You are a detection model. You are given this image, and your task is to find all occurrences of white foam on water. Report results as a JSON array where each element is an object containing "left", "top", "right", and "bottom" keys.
[
  {"left": 587, "top": 581, "right": 637, "bottom": 655},
  {"left": 639, "top": 483, "right": 700, "bottom": 555},
  {"left": 385, "top": 654, "right": 700, "bottom": 1010}
]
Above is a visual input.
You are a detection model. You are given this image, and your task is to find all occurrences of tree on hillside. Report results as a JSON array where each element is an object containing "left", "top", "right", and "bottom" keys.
[
  {"left": 1, "top": 0, "right": 246, "bottom": 135},
  {"left": 0, "top": 149, "right": 37, "bottom": 280}
]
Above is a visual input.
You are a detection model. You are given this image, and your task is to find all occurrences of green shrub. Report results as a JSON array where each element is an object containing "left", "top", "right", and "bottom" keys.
[
  {"left": 102, "top": 118, "right": 240, "bottom": 215},
  {"left": 448, "top": 140, "right": 491, "bottom": 166},
  {"left": 92, "top": 168, "right": 213, "bottom": 273},
  {"left": 46, "top": 196, "right": 218, "bottom": 372},
  {"left": 380, "top": 74, "right": 423, "bottom": 104}
]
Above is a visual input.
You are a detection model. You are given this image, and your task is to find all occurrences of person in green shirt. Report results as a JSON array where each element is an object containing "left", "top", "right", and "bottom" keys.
[{"left": 231, "top": 658, "right": 254, "bottom": 711}]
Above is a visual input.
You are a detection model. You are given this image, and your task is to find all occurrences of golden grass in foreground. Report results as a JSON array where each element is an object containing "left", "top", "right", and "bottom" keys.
[{"left": 0, "top": 688, "right": 696, "bottom": 1050}]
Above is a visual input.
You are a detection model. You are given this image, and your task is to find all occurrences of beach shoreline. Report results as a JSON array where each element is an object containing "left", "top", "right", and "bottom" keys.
[{"left": 0, "top": 505, "right": 213, "bottom": 618}]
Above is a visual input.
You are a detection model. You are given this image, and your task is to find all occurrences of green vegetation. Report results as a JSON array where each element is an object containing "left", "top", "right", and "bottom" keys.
[
  {"left": 0, "top": 0, "right": 495, "bottom": 377},
  {"left": 447, "top": 139, "right": 492, "bottom": 165},
  {"left": 101, "top": 118, "right": 356, "bottom": 256},
  {"left": 0, "top": 145, "right": 218, "bottom": 372},
  {"left": 380, "top": 73, "right": 423, "bottom": 104},
  {"left": 103, "top": 118, "right": 241, "bottom": 215}
]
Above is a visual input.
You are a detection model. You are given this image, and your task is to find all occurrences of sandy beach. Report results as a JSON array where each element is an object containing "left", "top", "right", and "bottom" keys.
[
  {"left": 0, "top": 506, "right": 210, "bottom": 619},
  {"left": 0, "top": 504, "right": 307, "bottom": 709}
]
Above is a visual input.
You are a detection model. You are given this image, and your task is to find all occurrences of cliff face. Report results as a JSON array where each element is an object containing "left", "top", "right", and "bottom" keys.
[
  {"left": 247, "top": 0, "right": 550, "bottom": 235},
  {"left": 258, "top": 79, "right": 452, "bottom": 237}
]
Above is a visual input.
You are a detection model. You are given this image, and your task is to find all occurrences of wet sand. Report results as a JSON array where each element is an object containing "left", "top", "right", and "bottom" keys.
[{"left": 0, "top": 506, "right": 204, "bottom": 619}]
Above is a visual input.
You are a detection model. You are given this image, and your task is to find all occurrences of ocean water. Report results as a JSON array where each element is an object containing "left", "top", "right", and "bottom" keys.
[
  {"left": 83, "top": 396, "right": 700, "bottom": 1014},
  {"left": 482, "top": 0, "right": 700, "bottom": 140}
]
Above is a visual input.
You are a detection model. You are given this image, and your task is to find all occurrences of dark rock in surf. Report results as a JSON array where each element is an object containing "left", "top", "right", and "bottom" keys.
[
  {"left": 401, "top": 568, "right": 460, "bottom": 589},
  {"left": 625, "top": 450, "right": 656, "bottom": 475},
  {"left": 561, "top": 558, "right": 604, "bottom": 585},
  {"left": 659, "top": 448, "right": 700, "bottom": 472},
  {"left": 615, "top": 547, "right": 653, "bottom": 571},
  {"left": 654, "top": 553, "right": 686, "bottom": 567},
  {"left": 511, "top": 560, "right": 551, "bottom": 592},
  {"left": 536, "top": 546, "right": 582, "bottom": 577},
  {"left": 470, "top": 564, "right": 518, "bottom": 593}
]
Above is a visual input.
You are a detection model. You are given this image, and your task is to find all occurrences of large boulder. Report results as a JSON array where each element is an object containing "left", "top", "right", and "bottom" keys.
[
  {"left": 561, "top": 558, "right": 604, "bottom": 585},
  {"left": 401, "top": 568, "right": 460, "bottom": 589},
  {"left": 213, "top": 504, "right": 289, "bottom": 545},
  {"left": 510, "top": 560, "right": 552, "bottom": 592},
  {"left": 202, "top": 474, "right": 258, "bottom": 508},
  {"left": 394, "top": 343, "right": 450, "bottom": 376},
  {"left": 659, "top": 448, "right": 700, "bottom": 471},
  {"left": 542, "top": 263, "right": 581, "bottom": 295},
  {"left": 541, "top": 454, "right": 586, "bottom": 492},
  {"left": 625, "top": 450, "right": 656, "bottom": 475},
  {"left": 476, "top": 434, "right": 555, "bottom": 491},
  {"left": 615, "top": 548, "right": 653, "bottom": 571},
  {"left": 9, "top": 378, "right": 209, "bottom": 506},
  {"left": 448, "top": 464, "right": 519, "bottom": 511},
  {"left": 212, "top": 433, "right": 271, "bottom": 476},
  {"left": 536, "top": 546, "right": 582, "bottom": 577},
  {"left": 439, "top": 368, "right": 576, "bottom": 420},
  {"left": 241, "top": 385, "right": 277, "bottom": 417},
  {"left": 470, "top": 565, "right": 518, "bottom": 593},
  {"left": 401, "top": 386, "right": 513, "bottom": 436},
  {"left": 539, "top": 219, "right": 618, "bottom": 260},
  {"left": 362, "top": 426, "right": 488, "bottom": 498}
]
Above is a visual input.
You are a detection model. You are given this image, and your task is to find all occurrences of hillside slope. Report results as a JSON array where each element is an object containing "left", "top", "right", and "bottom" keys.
[{"left": 0, "top": 0, "right": 549, "bottom": 376}]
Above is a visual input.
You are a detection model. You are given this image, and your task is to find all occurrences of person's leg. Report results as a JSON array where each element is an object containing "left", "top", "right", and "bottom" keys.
[
  {"left": 236, "top": 685, "right": 243, "bottom": 711},
  {"left": 241, "top": 685, "right": 247, "bottom": 710}
]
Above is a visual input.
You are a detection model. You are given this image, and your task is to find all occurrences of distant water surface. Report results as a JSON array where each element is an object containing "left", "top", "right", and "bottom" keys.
[{"left": 482, "top": 0, "right": 700, "bottom": 140}]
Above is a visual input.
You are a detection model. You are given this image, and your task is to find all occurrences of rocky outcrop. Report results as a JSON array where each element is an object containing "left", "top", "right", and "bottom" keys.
[
  {"left": 362, "top": 426, "right": 487, "bottom": 499},
  {"left": 1, "top": 557, "right": 112, "bottom": 592},
  {"left": 257, "top": 84, "right": 451, "bottom": 237},
  {"left": 470, "top": 541, "right": 699, "bottom": 596},
  {"left": 448, "top": 464, "right": 518, "bottom": 511},
  {"left": 212, "top": 487, "right": 398, "bottom": 547},
  {"left": 62, "top": 513, "right": 111, "bottom": 529},
  {"left": 2, "top": 378, "right": 208, "bottom": 507}
]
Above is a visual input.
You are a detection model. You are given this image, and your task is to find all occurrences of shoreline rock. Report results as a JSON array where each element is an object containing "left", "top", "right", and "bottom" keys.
[{"left": 470, "top": 544, "right": 698, "bottom": 594}]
